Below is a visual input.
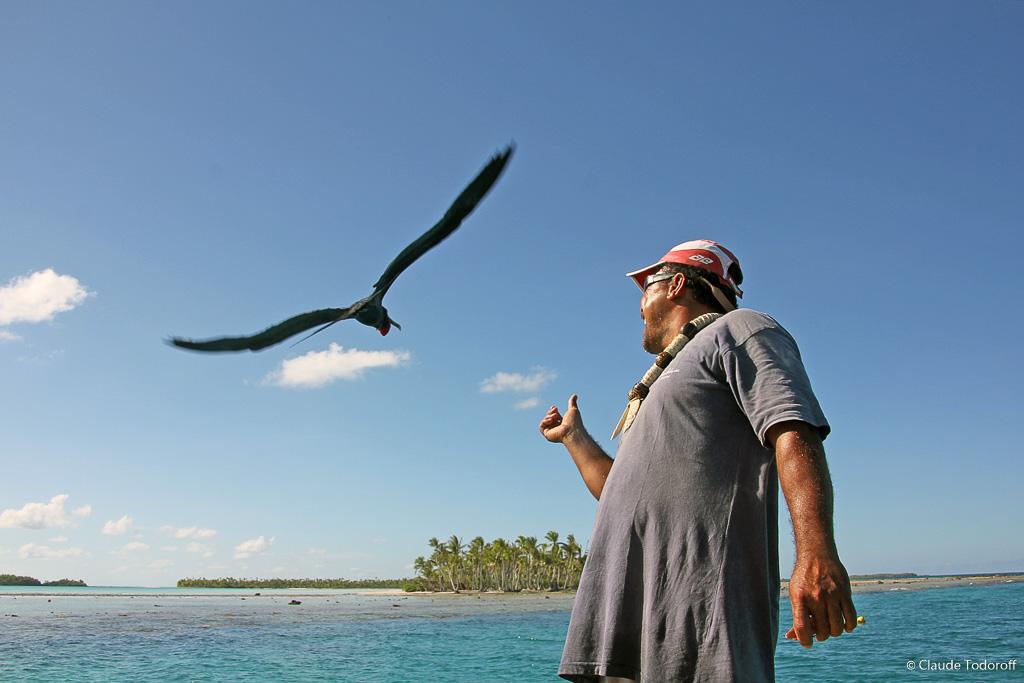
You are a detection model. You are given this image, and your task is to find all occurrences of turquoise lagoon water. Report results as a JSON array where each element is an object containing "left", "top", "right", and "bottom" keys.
[{"left": 1, "top": 583, "right": 1021, "bottom": 682}]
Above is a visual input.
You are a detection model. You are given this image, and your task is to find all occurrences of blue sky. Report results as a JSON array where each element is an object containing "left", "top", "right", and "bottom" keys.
[{"left": 2, "top": 1, "right": 1021, "bottom": 587}]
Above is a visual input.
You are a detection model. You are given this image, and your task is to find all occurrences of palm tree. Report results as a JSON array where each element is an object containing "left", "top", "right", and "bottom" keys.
[
  {"left": 468, "top": 536, "right": 486, "bottom": 591},
  {"left": 487, "top": 538, "right": 512, "bottom": 591},
  {"left": 564, "top": 534, "right": 585, "bottom": 589},
  {"left": 516, "top": 536, "right": 540, "bottom": 589},
  {"left": 543, "top": 531, "right": 564, "bottom": 589},
  {"left": 427, "top": 537, "right": 453, "bottom": 591},
  {"left": 446, "top": 535, "right": 464, "bottom": 591},
  {"left": 412, "top": 532, "right": 586, "bottom": 592},
  {"left": 413, "top": 556, "right": 439, "bottom": 591},
  {"left": 548, "top": 542, "right": 561, "bottom": 589}
]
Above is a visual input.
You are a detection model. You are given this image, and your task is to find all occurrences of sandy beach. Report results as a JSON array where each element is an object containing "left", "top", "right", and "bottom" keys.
[
  {"left": 395, "top": 573, "right": 1024, "bottom": 600},
  {"left": 784, "top": 573, "right": 1024, "bottom": 596},
  {"left": 5, "top": 575, "right": 1019, "bottom": 604}
]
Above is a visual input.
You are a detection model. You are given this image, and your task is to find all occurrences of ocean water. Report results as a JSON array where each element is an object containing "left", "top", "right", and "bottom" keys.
[
  {"left": 774, "top": 581, "right": 1023, "bottom": 682},
  {"left": 1, "top": 582, "right": 1021, "bottom": 682}
]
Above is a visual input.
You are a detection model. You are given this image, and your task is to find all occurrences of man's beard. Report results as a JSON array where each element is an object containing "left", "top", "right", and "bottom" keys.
[{"left": 642, "top": 314, "right": 671, "bottom": 354}]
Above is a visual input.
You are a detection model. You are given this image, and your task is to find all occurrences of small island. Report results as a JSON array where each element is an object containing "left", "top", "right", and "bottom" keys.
[
  {"left": 0, "top": 574, "right": 87, "bottom": 587},
  {"left": 408, "top": 532, "right": 587, "bottom": 592},
  {"left": 176, "top": 531, "right": 587, "bottom": 593},
  {"left": 177, "top": 577, "right": 408, "bottom": 589}
]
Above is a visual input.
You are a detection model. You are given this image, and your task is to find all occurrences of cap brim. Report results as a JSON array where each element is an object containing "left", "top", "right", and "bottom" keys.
[{"left": 625, "top": 263, "right": 662, "bottom": 290}]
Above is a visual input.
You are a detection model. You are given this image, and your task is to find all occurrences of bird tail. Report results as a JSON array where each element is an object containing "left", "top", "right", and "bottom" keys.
[{"left": 289, "top": 320, "right": 342, "bottom": 347}]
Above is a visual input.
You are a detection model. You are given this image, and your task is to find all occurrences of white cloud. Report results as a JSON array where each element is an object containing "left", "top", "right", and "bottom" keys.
[
  {"left": 185, "top": 542, "right": 215, "bottom": 557},
  {"left": 160, "top": 525, "right": 217, "bottom": 540},
  {"left": 234, "top": 535, "right": 275, "bottom": 560},
  {"left": 262, "top": 344, "right": 411, "bottom": 389},
  {"left": 50, "top": 536, "right": 68, "bottom": 543},
  {"left": 0, "top": 269, "right": 92, "bottom": 327},
  {"left": 102, "top": 515, "right": 133, "bottom": 535},
  {"left": 0, "top": 494, "right": 89, "bottom": 530},
  {"left": 0, "top": 330, "right": 21, "bottom": 342},
  {"left": 307, "top": 548, "right": 326, "bottom": 555},
  {"left": 149, "top": 559, "right": 173, "bottom": 570},
  {"left": 18, "top": 542, "right": 85, "bottom": 559},
  {"left": 110, "top": 541, "right": 150, "bottom": 556},
  {"left": 480, "top": 367, "right": 557, "bottom": 394},
  {"left": 514, "top": 397, "right": 541, "bottom": 410}
]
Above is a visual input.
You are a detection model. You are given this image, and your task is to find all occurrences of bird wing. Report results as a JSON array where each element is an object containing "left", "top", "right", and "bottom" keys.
[
  {"left": 169, "top": 145, "right": 512, "bottom": 354},
  {"left": 371, "top": 144, "right": 514, "bottom": 295},
  {"left": 169, "top": 307, "right": 353, "bottom": 352}
]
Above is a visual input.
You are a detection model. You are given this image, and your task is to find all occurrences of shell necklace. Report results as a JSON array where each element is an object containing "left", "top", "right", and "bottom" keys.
[{"left": 611, "top": 312, "right": 722, "bottom": 439}]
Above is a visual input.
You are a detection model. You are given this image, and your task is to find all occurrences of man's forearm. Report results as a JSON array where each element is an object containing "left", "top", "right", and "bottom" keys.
[
  {"left": 770, "top": 420, "right": 857, "bottom": 647},
  {"left": 773, "top": 422, "right": 837, "bottom": 554},
  {"left": 539, "top": 396, "right": 614, "bottom": 501},
  {"left": 563, "top": 430, "right": 614, "bottom": 501}
]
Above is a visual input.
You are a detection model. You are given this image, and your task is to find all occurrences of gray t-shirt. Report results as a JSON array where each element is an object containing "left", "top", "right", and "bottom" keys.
[{"left": 559, "top": 310, "right": 829, "bottom": 683}]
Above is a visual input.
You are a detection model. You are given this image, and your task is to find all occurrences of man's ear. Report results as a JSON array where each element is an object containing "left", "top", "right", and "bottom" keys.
[{"left": 666, "top": 273, "right": 688, "bottom": 301}]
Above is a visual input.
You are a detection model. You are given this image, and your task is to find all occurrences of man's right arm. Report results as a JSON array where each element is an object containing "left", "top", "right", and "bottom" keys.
[{"left": 539, "top": 395, "right": 614, "bottom": 500}]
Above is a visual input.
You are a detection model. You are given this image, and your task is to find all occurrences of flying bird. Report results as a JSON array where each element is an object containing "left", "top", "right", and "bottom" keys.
[{"left": 170, "top": 144, "right": 513, "bottom": 352}]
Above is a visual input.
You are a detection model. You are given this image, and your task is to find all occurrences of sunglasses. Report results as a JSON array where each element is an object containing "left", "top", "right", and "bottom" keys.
[{"left": 643, "top": 272, "right": 676, "bottom": 291}]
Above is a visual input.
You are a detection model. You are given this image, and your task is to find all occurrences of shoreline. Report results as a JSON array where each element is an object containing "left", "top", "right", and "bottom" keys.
[
  {"left": 3, "top": 574, "right": 1021, "bottom": 599},
  {"left": 401, "top": 573, "right": 1024, "bottom": 598},
  {"left": 391, "top": 574, "right": 1024, "bottom": 598},
  {"left": 785, "top": 573, "right": 1024, "bottom": 596}
]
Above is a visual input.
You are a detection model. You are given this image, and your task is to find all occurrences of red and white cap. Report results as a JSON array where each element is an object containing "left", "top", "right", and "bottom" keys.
[{"left": 626, "top": 239, "right": 743, "bottom": 298}]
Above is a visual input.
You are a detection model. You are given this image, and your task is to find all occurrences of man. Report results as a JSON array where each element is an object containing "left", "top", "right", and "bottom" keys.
[{"left": 540, "top": 240, "right": 856, "bottom": 682}]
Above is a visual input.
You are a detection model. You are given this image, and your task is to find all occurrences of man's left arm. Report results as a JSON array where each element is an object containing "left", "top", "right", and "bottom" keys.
[{"left": 768, "top": 420, "right": 857, "bottom": 648}]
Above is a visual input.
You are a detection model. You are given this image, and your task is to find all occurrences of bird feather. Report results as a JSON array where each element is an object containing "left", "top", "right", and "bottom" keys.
[
  {"left": 169, "top": 144, "right": 513, "bottom": 353},
  {"left": 372, "top": 145, "right": 513, "bottom": 294},
  {"left": 170, "top": 307, "right": 351, "bottom": 352}
]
